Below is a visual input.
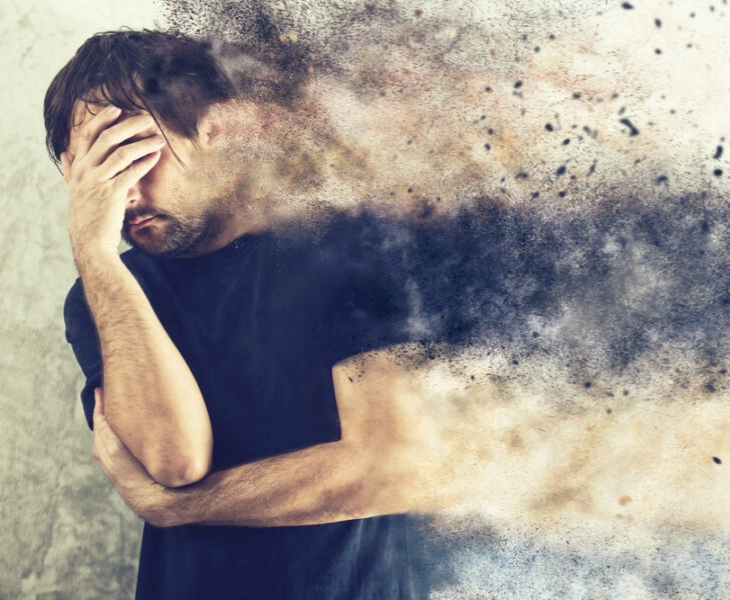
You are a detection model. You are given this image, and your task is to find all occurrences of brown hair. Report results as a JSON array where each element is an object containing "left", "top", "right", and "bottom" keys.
[{"left": 43, "top": 29, "right": 238, "bottom": 166}]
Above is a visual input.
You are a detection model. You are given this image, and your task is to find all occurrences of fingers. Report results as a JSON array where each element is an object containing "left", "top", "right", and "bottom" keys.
[
  {"left": 82, "top": 113, "right": 161, "bottom": 170},
  {"left": 94, "top": 387, "right": 104, "bottom": 415},
  {"left": 74, "top": 104, "right": 122, "bottom": 160},
  {"left": 96, "top": 134, "right": 166, "bottom": 182}
]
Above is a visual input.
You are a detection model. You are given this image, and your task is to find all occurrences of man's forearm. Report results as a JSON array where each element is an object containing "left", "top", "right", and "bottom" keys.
[{"left": 78, "top": 250, "right": 212, "bottom": 487}]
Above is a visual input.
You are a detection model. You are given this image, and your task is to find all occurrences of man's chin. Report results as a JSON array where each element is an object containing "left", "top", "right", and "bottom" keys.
[{"left": 122, "top": 226, "right": 204, "bottom": 259}]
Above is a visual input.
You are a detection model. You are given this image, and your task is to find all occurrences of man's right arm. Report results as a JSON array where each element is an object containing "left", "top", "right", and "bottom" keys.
[{"left": 63, "top": 104, "right": 212, "bottom": 487}]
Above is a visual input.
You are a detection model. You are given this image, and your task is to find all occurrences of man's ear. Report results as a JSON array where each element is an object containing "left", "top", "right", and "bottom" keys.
[
  {"left": 198, "top": 104, "right": 225, "bottom": 148},
  {"left": 198, "top": 101, "right": 267, "bottom": 149}
]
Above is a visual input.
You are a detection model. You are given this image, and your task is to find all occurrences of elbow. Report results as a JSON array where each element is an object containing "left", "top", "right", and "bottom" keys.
[{"left": 149, "top": 454, "right": 212, "bottom": 489}]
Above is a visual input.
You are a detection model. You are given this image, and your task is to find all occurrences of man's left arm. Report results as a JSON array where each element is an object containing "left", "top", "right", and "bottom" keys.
[{"left": 93, "top": 350, "right": 439, "bottom": 528}]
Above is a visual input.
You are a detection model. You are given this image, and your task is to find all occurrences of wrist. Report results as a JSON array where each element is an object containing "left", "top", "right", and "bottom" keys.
[{"left": 72, "top": 244, "right": 122, "bottom": 275}]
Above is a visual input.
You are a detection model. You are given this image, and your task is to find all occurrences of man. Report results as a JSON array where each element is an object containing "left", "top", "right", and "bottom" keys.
[{"left": 45, "top": 29, "right": 430, "bottom": 599}]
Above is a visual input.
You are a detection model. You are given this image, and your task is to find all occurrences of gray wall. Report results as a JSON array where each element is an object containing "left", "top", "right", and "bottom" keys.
[{"left": 1, "top": 1, "right": 155, "bottom": 597}]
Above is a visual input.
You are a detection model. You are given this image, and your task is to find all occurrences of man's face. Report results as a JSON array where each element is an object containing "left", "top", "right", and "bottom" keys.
[{"left": 66, "top": 99, "right": 236, "bottom": 258}]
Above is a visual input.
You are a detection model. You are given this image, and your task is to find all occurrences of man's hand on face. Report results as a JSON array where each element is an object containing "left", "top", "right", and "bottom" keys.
[{"left": 60, "top": 104, "right": 165, "bottom": 261}]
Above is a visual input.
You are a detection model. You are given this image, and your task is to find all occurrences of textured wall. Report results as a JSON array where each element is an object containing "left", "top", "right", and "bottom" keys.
[{"left": 0, "top": 1, "right": 155, "bottom": 597}]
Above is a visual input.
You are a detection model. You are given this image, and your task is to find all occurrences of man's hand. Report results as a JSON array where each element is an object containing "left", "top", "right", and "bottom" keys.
[
  {"left": 92, "top": 387, "right": 177, "bottom": 527},
  {"left": 61, "top": 103, "right": 165, "bottom": 261}
]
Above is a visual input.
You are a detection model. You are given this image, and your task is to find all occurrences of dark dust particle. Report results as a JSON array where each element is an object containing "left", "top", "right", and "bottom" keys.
[
  {"left": 606, "top": 408, "right": 613, "bottom": 414},
  {"left": 514, "top": 80, "right": 523, "bottom": 89},
  {"left": 512, "top": 359, "right": 519, "bottom": 365},
  {"left": 573, "top": 92, "right": 582, "bottom": 99},
  {"left": 714, "top": 169, "right": 724, "bottom": 177},
  {"left": 488, "top": 129, "right": 494, "bottom": 135},
  {"left": 622, "top": 2, "right": 634, "bottom": 8},
  {"left": 534, "top": 46, "right": 540, "bottom": 53},
  {"left": 556, "top": 165, "right": 567, "bottom": 176},
  {"left": 705, "top": 383, "right": 717, "bottom": 393},
  {"left": 714, "top": 145, "right": 724, "bottom": 159},
  {"left": 558, "top": 191, "right": 567, "bottom": 198},
  {"left": 654, "top": 175, "right": 669, "bottom": 185},
  {"left": 414, "top": 9, "right": 423, "bottom": 17},
  {"left": 480, "top": 115, "right": 486, "bottom": 120},
  {"left": 562, "top": 138, "right": 571, "bottom": 145},
  {"left": 516, "top": 172, "right": 529, "bottom": 179},
  {"left": 721, "top": 369, "right": 727, "bottom": 375},
  {"left": 407, "top": 188, "right": 413, "bottom": 193},
  {"left": 484, "top": 143, "right": 491, "bottom": 151},
  {"left": 546, "top": 123, "right": 554, "bottom": 132},
  {"left": 588, "top": 161, "right": 597, "bottom": 176},
  {"left": 485, "top": 86, "right": 492, "bottom": 92},
  {"left": 530, "top": 191, "right": 540, "bottom": 199},
  {"left": 713, "top": 456, "right": 722, "bottom": 464},
  {"left": 655, "top": 48, "right": 662, "bottom": 54},
  {"left": 655, "top": 18, "right": 662, "bottom": 27},
  {"left": 623, "top": 390, "right": 630, "bottom": 396},
  {"left": 619, "top": 118, "right": 640, "bottom": 136},
  {"left": 584, "top": 381, "right": 592, "bottom": 388}
]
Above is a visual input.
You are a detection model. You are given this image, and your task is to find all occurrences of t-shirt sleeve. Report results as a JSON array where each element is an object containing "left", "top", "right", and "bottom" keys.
[{"left": 63, "top": 278, "right": 101, "bottom": 429}]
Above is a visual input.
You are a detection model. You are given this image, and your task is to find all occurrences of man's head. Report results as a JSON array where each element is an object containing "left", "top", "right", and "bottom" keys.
[
  {"left": 45, "top": 29, "right": 316, "bottom": 257},
  {"left": 44, "top": 29, "right": 237, "bottom": 170}
]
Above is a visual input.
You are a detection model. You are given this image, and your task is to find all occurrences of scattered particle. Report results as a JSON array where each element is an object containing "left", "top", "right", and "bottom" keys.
[
  {"left": 606, "top": 408, "right": 613, "bottom": 414},
  {"left": 714, "top": 169, "right": 724, "bottom": 177},
  {"left": 512, "top": 359, "right": 519, "bottom": 365},
  {"left": 619, "top": 118, "right": 640, "bottom": 136},
  {"left": 470, "top": 375, "right": 475, "bottom": 381},
  {"left": 545, "top": 123, "right": 554, "bottom": 131},
  {"left": 654, "top": 175, "right": 669, "bottom": 185},
  {"left": 588, "top": 162, "right": 596, "bottom": 176},
  {"left": 573, "top": 92, "right": 582, "bottom": 99},
  {"left": 721, "top": 369, "right": 727, "bottom": 375},
  {"left": 407, "top": 187, "right": 413, "bottom": 193},
  {"left": 348, "top": 376, "right": 353, "bottom": 382},
  {"left": 623, "top": 389, "right": 630, "bottom": 396},
  {"left": 655, "top": 48, "right": 662, "bottom": 54},
  {"left": 562, "top": 138, "right": 571, "bottom": 145},
  {"left": 690, "top": 12, "right": 695, "bottom": 17},
  {"left": 584, "top": 381, "right": 592, "bottom": 388},
  {"left": 655, "top": 18, "right": 662, "bottom": 27},
  {"left": 480, "top": 115, "right": 486, "bottom": 120},
  {"left": 558, "top": 191, "right": 567, "bottom": 197},
  {"left": 485, "top": 86, "right": 493, "bottom": 92},
  {"left": 414, "top": 8, "right": 423, "bottom": 17},
  {"left": 713, "top": 456, "right": 723, "bottom": 464},
  {"left": 514, "top": 80, "right": 523, "bottom": 89},
  {"left": 532, "top": 331, "right": 540, "bottom": 338},
  {"left": 531, "top": 191, "right": 540, "bottom": 199},
  {"left": 556, "top": 165, "right": 567, "bottom": 176},
  {"left": 619, "top": 496, "right": 632, "bottom": 506},
  {"left": 516, "top": 172, "right": 529, "bottom": 179},
  {"left": 714, "top": 145, "right": 724, "bottom": 159},
  {"left": 484, "top": 143, "right": 491, "bottom": 151},
  {"left": 534, "top": 46, "right": 541, "bottom": 52},
  {"left": 705, "top": 383, "right": 717, "bottom": 393},
  {"left": 622, "top": 2, "right": 634, "bottom": 8},
  {"left": 488, "top": 128, "right": 494, "bottom": 135}
]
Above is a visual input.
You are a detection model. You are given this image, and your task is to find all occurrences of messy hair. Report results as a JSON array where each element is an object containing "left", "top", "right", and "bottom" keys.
[{"left": 44, "top": 28, "right": 312, "bottom": 167}]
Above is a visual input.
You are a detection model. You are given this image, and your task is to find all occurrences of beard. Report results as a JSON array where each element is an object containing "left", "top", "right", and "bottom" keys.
[{"left": 122, "top": 206, "right": 222, "bottom": 258}]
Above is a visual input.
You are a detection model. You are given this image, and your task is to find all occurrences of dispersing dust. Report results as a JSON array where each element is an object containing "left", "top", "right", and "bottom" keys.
[{"left": 158, "top": 0, "right": 730, "bottom": 596}]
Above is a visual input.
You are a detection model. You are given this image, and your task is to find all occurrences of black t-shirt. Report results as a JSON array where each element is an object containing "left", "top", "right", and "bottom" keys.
[{"left": 64, "top": 220, "right": 427, "bottom": 599}]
